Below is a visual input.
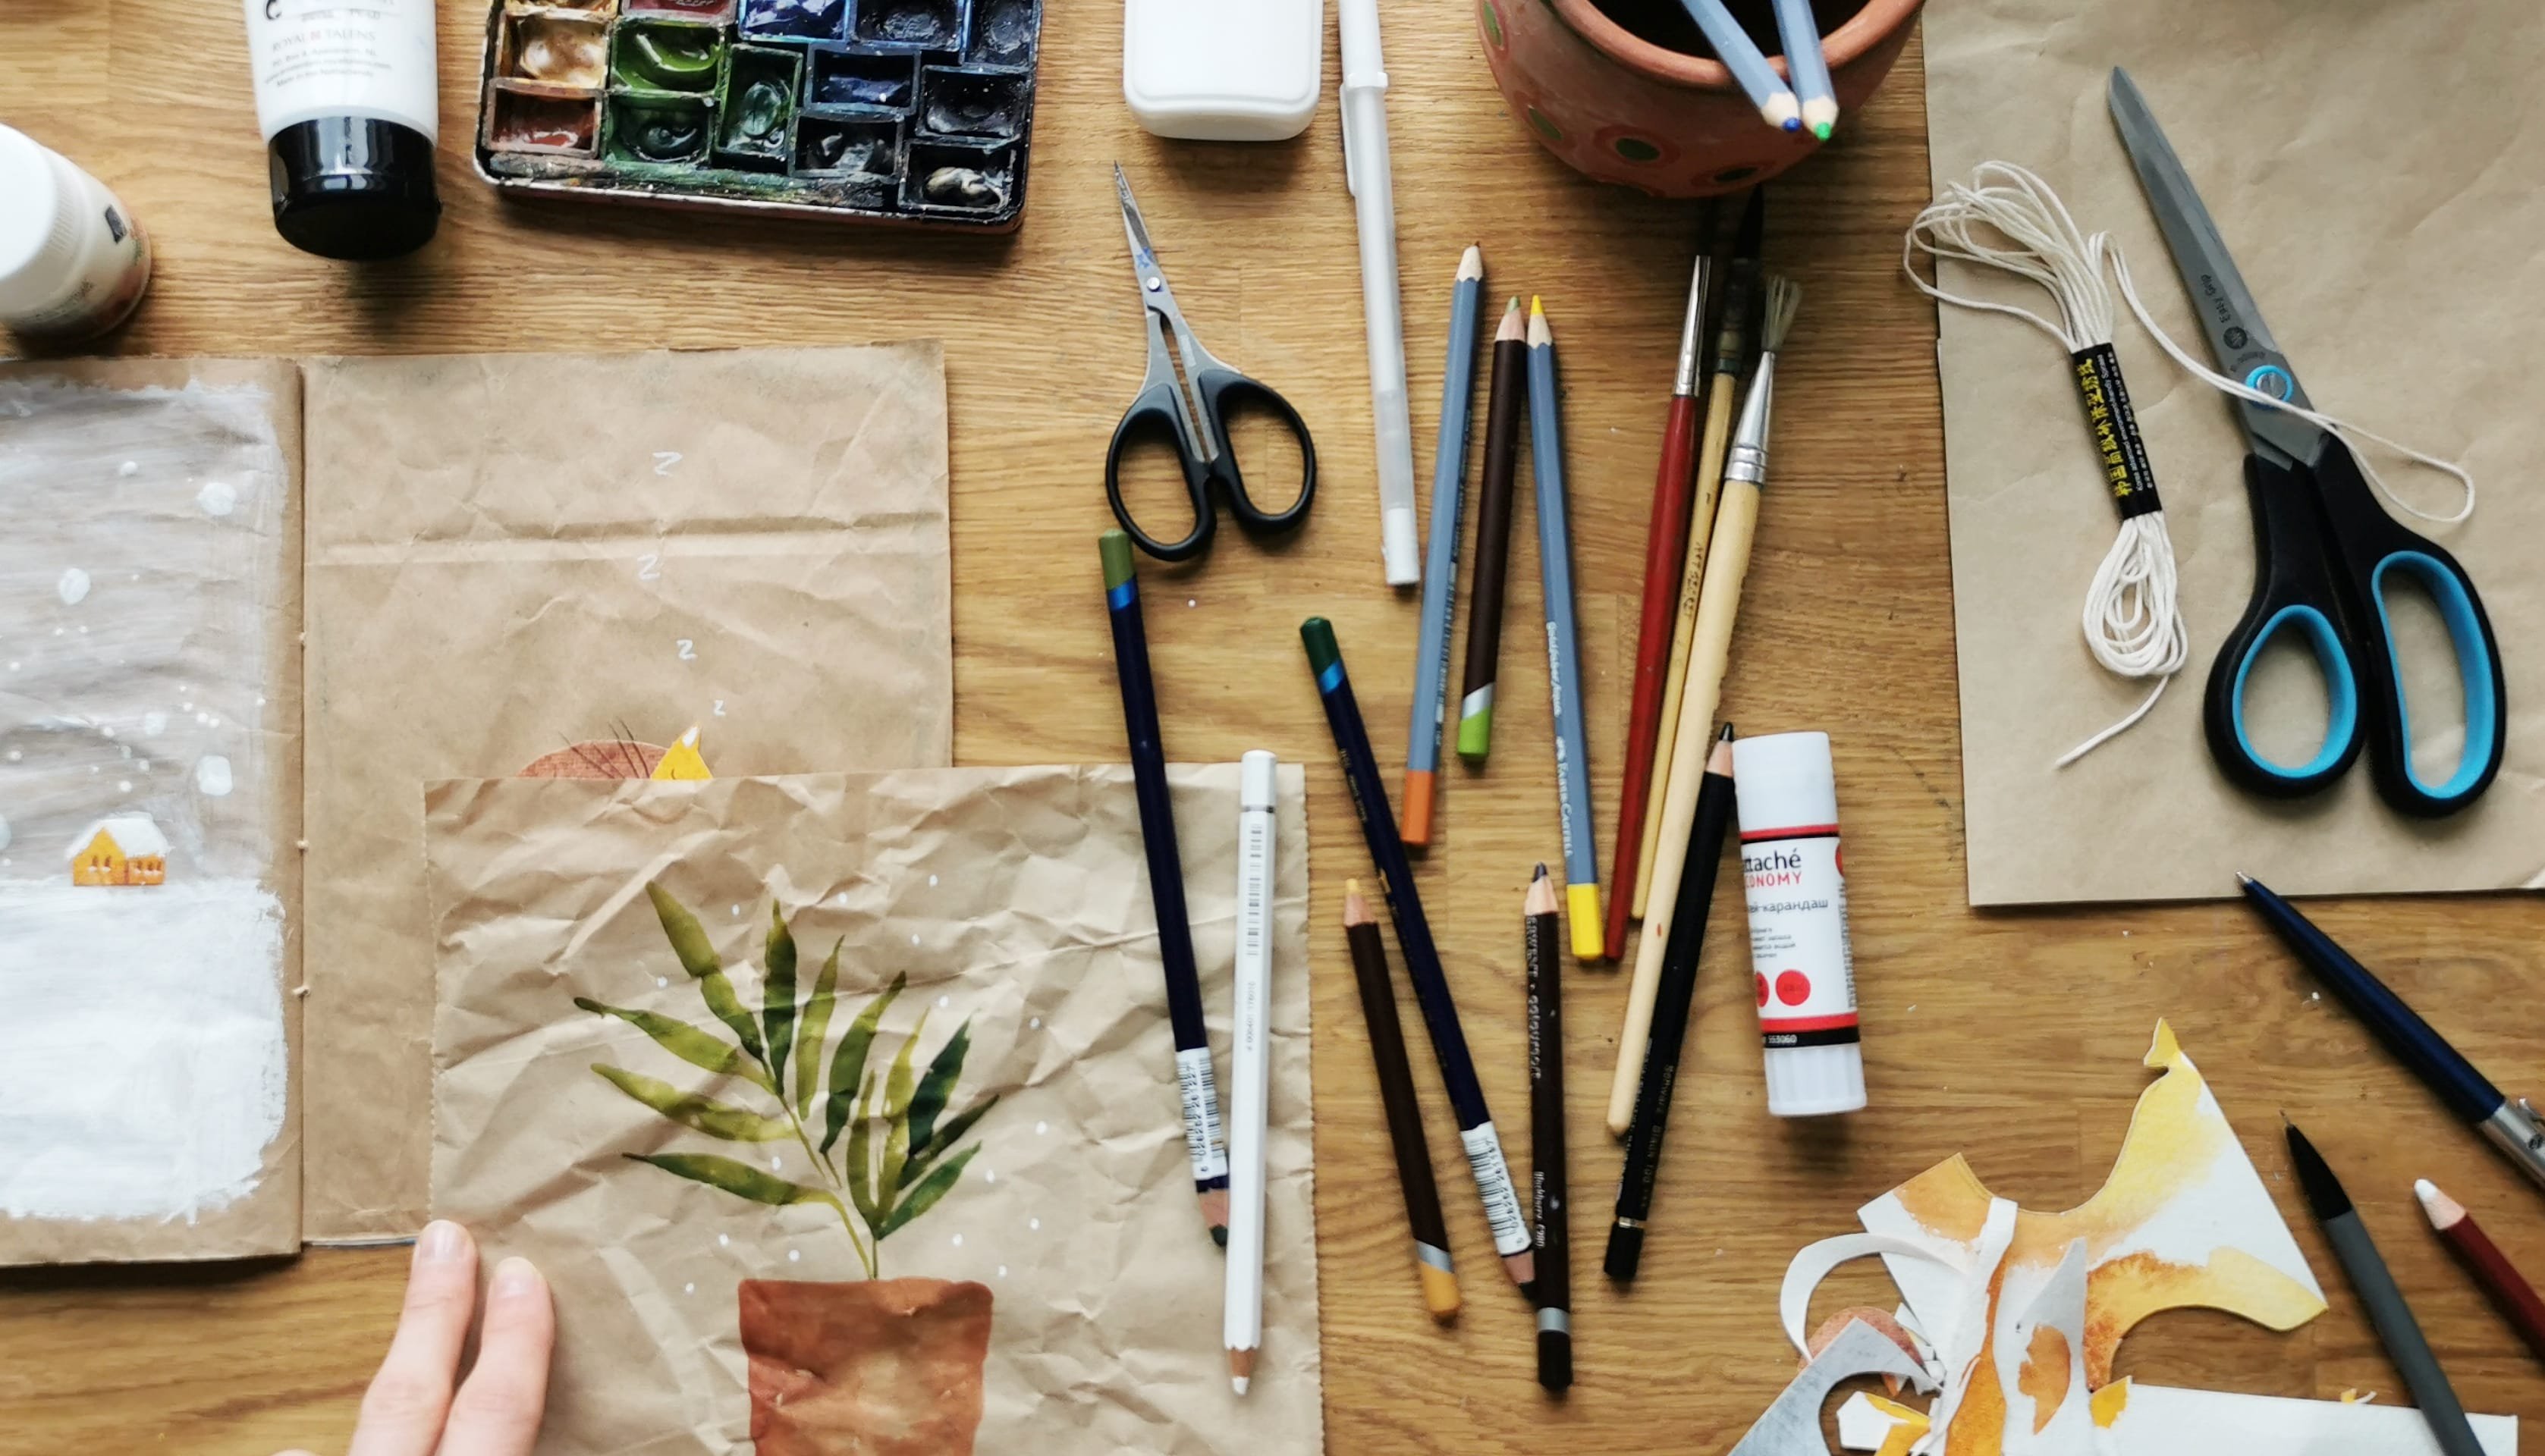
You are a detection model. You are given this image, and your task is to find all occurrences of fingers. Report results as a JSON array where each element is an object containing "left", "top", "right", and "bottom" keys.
[
  {"left": 436, "top": 1258, "right": 556, "bottom": 1456},
  {"left": 349, "top": 1220, "right": 479, "bottom": 1456}
]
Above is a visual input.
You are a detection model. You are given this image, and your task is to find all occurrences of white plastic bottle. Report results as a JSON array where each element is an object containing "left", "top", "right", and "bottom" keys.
[
  {"left": 1732, "top": 731, "right": 1866, "bottom": 1116},
  {"left": 242, "top": 0, "right": 441, "bottom": 259},
  {"left": 0, "top": 125, "right": 152, "bottom": 344}
]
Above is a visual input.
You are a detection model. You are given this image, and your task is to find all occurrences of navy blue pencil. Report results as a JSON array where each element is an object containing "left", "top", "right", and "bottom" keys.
[
  {"left": 2241, "top": 872, "right": 2545, "bottom": 1193},
  {"left": 1302, "top": 616, "right": 1535, "bottom": 1287},
  {"left": 1104, "top": 531, "right": 1230, "bottom": 1244}
]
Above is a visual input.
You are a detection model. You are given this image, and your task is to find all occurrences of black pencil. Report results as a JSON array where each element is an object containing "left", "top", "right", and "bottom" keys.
[
  {"left": 1525, "top": 864, "right": 1572, "bottom": 1390},
  {"left": 1305, "top": 616, "right": 1535, "bottom": 1287},
  {"left": 1607, "top": 723, "right": 1736, "bottom": 1283},
  {"left": 1345, "top": 879, "right": 1461, "bottom": 1320},
  {"left": 1453, "top": 299, "right": 1529, "bottom": 761}
]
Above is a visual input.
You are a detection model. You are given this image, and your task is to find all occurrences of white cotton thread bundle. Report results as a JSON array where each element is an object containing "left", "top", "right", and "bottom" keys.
[{"left": 1905, "top": 162, "right": 2188, "bottom": 767}]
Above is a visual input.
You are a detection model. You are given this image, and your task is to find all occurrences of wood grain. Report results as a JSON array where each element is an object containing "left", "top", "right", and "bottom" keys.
[{"left": 5, "top": 2, "right": 2542, "bottom": 1450}]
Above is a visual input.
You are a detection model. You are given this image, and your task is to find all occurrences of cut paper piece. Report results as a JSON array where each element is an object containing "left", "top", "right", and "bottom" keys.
[
  {"left": 1726, "top": 1319, "right": 1937, "bottom": 1456},
  {"left": 649, "top": 725, "right": 712, "bottom": 781},
  {"left": 1836, "top": 1392, "right": 1930, "bottom": 1454},
  {"left": 1997, "top": 1237, "right": 2089, "bottom": 1448},
  {"left": 2090, "top": 1379, "right": 2515, "bottom": 1455},
  {"left": 1782, "top": 1230, "right": 1964, "bottom": 1356},
  {"left": 67, "top": 813, "right": 168, "bottom": 886},
  {"left": 1861, "top": 1021, "right": 2325, "bottom": 1388}
]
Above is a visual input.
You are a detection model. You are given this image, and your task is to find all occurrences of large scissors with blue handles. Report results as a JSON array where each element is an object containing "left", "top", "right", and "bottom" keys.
[
  {"left": 1104, "top": 164, "right": 1316, "bottom": 563},
  {"left": 2110, "top": 69, "right": 2505, "bottom": 817}
]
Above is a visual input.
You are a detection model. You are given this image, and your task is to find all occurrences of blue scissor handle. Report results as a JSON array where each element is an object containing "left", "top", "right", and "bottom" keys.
[{"left": 2204, "top": 453, "right": 2367, "bottom": 797}]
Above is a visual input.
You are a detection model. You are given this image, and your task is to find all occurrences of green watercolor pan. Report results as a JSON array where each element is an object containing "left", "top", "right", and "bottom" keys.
[{"left": 473, "top": 0, "right": 1042, "bottom": 231}]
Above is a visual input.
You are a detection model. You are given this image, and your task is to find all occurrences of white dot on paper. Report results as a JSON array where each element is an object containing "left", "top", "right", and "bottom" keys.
[
  {"left": 718, "top": 1234, "right": 731, "bottom": 1247},
  {"left": 657, "top": 976, "right": 670, "bottom": 989},
  {"left": 57, "top": 568, "right": 90, "bottom": 605},
  {"left": 950, "top": 1233, "right": 963, "bottom": 1247},
  {"left": 117, "top": 460, "right": 137, "bottom": 477},
  {"left": 1034, "top": 1121, "right": 1048, "bottom": 1136},
  {"left": 7, "top": 663, "right": 16, "bottom": 672},
  {"left": 787, "top": 1248, "right": 801, "bottom": 1263},
  {"left": 118, "top": 780, "right": 130, "bottom": 792},
  {"left": 770, "top": 1156, "right": 782, "bottom": 1172},
  {"left": 911, "top": 933, "right": 921, "bottom": 946},
  {"left": 1028, "top": 1017, "right": 1041, "bottom": 1031},
  {"left": 1029, "top": 1217, "right": 1040, "bottom": 1232},
  {"left": 195, "top": 756, "right": 234, "bottom": 797},
  {"left": 936, "top": 994, "right": 950, "bottom": 1009},
  {"left": 0, "top": 815, "right": 11, "bottom": 851},
  {"left": 731, "top": 905, "right": 741, "bottom": 918},
  {"left": 997, "top": 1264, "right": 1007, "bottom": 1279},
  {"left": 196, "top": 481, "right": 237, "bottom": 516},
  {"left": 684, "top": 1282, "right": 696, "bottom": 1294},
  {"left": 983, "top": 1169, "right": 995, "bottom": 1184},
  {"left": 5, "top": 751, "right": 17, "bottom": 762},
  {"left": 100, "top": 726, "right": 115, "bottom": 739},
  {"left": 927, "top": 874, "right": 938, "bottom": 886}
]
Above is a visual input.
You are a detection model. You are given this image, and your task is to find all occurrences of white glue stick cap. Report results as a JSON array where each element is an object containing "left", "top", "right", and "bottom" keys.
[
  {"left": 1731, "top": 731, "right": 1865, "bottom": 1118},
  {"left": 1240, "top": 749, "right": 1278, "bottom": 808},
  {"left": 1731, "top": 731, "right": 1838, "bottom": 830}
]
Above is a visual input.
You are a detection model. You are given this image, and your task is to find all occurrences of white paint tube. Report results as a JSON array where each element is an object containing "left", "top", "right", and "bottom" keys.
[{"left": 242, "top": 0, "right": 441, "bottom": 259}]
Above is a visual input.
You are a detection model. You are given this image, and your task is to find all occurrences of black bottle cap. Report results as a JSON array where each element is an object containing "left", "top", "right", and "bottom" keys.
[{"left": 266, "top": 117, "right": 440, "bottom": 262}]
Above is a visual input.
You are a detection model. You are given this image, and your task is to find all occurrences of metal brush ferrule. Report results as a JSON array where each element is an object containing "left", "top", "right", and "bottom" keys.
[
  {"left": 1721, "top": 350, "right": 1778, "bottom": 487},
  {"left": 2481, "top": 1097, "right": 2545, "bottom": 1189},
  {"left": 1673, "top": 256, "right": 1716, "bottom": 396}
]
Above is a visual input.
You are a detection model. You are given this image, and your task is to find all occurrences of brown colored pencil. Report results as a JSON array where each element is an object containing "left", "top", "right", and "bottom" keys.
[
  {"left": 1453, "top": 299, "right": 1530, "bottom": 763},
  {"left": 2417, "top": 1178, "right": 2545, "bottom": 1365},
  {"left": 1344, "top": 879, "right": 1462, "bottom": 1320}
]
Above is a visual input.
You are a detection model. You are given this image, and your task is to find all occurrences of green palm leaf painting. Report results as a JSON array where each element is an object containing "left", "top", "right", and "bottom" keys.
[{"left": 577, "top": 883, "right": 998, "bottom": 1279}]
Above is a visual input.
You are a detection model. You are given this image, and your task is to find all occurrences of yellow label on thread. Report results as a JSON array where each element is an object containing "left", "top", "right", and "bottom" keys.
[{"left": 1566, "top": 883, "right": 1603, "bottom": 960}]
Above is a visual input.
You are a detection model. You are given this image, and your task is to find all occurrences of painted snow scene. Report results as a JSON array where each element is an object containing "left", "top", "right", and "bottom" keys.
[
  {"left": 0, "top": 362, "right": 302, "bottom": 1263},
  {"left": 427, "top": 765, "right": 1322, "bottom": 1456}
]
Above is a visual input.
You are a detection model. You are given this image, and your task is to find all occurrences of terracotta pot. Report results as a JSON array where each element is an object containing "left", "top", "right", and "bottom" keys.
[
  {"left": 740, "top": 1277, "right": 994, "bottom": 1456},
  {"left": 1477, "top": 0, "right": 1926, "bottom": 196}
]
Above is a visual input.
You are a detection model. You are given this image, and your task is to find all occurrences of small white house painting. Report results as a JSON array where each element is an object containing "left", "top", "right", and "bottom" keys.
[{"left": 68, "top": 814, "right": 169, "bottom": 886}]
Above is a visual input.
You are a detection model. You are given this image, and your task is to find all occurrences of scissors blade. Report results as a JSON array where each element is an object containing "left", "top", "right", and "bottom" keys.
[
  {"left": 2107, "top": 67, "right": 2325, "bottom": 467},
  {"left": 1114, "top": 162, "right": 1156, "bottom": 261}
]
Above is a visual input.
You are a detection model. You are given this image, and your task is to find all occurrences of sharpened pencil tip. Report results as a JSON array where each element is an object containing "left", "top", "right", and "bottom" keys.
[
  {"left": 2415, "top": 1178, "right": 2467, "bottom": 1228},
  {"left": 1496, "top": 299, "right": 1526, "bottom": 342},
  {"left": 1211, "top": 1225, "right": 1227, "bottom": 1247},
  {"left": 1533, "top": 863, "right": 1547, "bottom": 881},
  {"left": 1529, "top": 294, "right": 1544, "bottom": 317},
  {"left": 1457, "top": 244, "right": 1484, "bottom": 281},
  {"left": 1811, "top": 122, "right": 1832, "bottom": 140},
  {"left": 2235, "top": 871, "right": 2254, "bottom": 885}
]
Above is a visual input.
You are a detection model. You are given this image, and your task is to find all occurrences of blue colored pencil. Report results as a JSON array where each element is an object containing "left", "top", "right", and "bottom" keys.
[
  {"left": 1302, "top": 617, "right": 1536, "bottom": 1286},
  {"left": 1526, "top": 299, "right": 1603, "bottom": 962},
  {"left": 1770, "top": 0, "right": 1836, "bottom": 139},
  {"left": 1403, "top": 245, "right": 1487, "bottom": 848},
  {"left": 1675, "top": 0, "right": 1802, "bottom": 132}
]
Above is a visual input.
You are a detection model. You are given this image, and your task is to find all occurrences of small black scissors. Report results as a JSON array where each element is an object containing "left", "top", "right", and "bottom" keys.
[
  {"left": 1104, "top": 165, "right": 1316, "bottom": 563},
  {"left": 2113, "top": 69, "right": 2506, "bottom": 817}
]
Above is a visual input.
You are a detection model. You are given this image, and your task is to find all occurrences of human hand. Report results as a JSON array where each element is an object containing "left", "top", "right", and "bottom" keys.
[{"left": 277, "top": 1220, "right": 555, "bottom": 1456}]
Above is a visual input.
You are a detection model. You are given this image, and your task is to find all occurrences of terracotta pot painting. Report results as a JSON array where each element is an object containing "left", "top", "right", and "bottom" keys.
[{"left": 578, "top": 883, "right": 1001, "bottom": 1454}]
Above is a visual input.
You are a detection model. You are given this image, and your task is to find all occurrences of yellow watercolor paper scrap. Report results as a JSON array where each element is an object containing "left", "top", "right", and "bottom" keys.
[{"left": 650, "top": 726, "right": 712, "bottom": 781}]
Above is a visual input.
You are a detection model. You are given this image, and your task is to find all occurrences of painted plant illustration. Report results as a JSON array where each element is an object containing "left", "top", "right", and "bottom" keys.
[{"left": 576, "top": 883, "right": 998, "bottom": 1279}]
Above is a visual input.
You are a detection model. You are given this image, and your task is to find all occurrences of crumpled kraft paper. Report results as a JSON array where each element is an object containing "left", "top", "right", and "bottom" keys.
[
  {"left": 426, "top": 764, "right": 1321, "bottom": 1455},
  {"left": 302, "top": 345, "right": 954, "bottom": 1241},
  {"left": 1923, "top": 0, "right": 2545, "bottom": 903}
]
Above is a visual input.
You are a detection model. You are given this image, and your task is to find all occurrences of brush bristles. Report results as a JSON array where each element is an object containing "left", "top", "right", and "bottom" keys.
[{"left": 1761, "top": 275, "right": 1801, "bottom": 353}]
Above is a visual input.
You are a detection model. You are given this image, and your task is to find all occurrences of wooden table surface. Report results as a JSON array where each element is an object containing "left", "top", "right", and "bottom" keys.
[{"left": 5, "top": 3, "right": 2540, "bottom": 1451}]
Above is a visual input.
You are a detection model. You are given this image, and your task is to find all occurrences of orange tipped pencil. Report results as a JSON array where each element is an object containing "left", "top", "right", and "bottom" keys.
[
  {"left": 1343, "top": 880, "right": 1463, "bottom": 1320},
  {"left": 2417, "top": 1178, "right": 2545, "bottom": 1366}
]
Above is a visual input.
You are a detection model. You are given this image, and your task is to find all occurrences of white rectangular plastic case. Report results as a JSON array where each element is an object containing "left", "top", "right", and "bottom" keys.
[{"left": 1124, "top": 0, "right": 1324, "bottom": 142}]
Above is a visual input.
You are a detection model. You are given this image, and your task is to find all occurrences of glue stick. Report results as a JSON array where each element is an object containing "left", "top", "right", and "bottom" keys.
[{"left": 1732, "top": 731, "right": 1865, "bottom": 1116}]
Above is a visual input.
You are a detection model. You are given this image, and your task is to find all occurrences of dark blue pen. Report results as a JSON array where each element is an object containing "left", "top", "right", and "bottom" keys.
[{"left": 2241, "top": 873, "right": 2545, "bottom": 1191}]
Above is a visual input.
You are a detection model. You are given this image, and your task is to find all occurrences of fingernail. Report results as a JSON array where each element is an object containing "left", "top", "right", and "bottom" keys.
[
  {"left": 416, "top": 1219, "right": 467, "bottom": 1265},
  {"left": 492, "top": 1257, "right": 543, "bottom": 1299}
]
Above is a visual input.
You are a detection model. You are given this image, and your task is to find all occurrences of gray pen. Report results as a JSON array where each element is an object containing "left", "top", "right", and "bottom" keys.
[{"left": 2284, "top": 1122, "right": 2486, "bottom": 1456}]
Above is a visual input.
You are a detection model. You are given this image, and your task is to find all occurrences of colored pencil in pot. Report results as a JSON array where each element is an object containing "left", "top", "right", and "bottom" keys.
[
  {"left": 1403, "top": 245, "right": 1487, "bottom": 846},
  {"left": 1770, "top": 0, "right": 1836, "bottom": 140},
  {"left": 1606, "top": 211, "right": 1719, "bottom": 961},
  {"left": 2416, "top": 1178, "right": 2545, "bottom": 1367},
  {"left": 1673, "top": 0, "right": 1802, "bottom": 132},
  {"left": 1303, "top": 616, "right": 1535, "bottom": 1287},
  {"left": 1606, "top": 724, "right": 1735, "bottom": 1282},
  {"left": 1526, "top": 297, "right": 1604, "bottom": 962},
  {"left": 1634, "top": 188, "right": 1762, "bottom": 922},
  {"left": 1608, "top": 275, "right": 1796, "bottom": 1139},
  {"left": 1100, "top": 530, "right": 1230, "bottom": 1243},
  {"left": 1525, "top": 865, "right": 1572, "bottom": 1392},
  {"left": 1345, "top": 879, "right": 1461, "bottom": 1320},
  {"left": 1455, "top": 299, "right": 1529, "bottom": 761}
]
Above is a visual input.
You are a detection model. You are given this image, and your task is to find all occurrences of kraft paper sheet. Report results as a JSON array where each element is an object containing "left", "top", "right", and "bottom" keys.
[
  {"left": 1924, "top": 0, "right": 2545, "bottom": 903},
  {"left": 427, "top": 764, "right": 1322, "bottom": 1455},
  {"left": 302, "top": 346, "right": 954, "bottom": 1241}
]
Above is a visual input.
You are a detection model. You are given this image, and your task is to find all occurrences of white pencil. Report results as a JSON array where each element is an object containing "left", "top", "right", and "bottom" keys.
[
  {"left": 1225, "top": 751, "right": 1278, "bottom": 1395},
  {"left": 1770, "top": 0, "right": 1836, "bottom": 139}
]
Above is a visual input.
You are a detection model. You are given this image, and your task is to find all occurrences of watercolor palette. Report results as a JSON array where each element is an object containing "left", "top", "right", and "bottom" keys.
[{"left": 473, "top": 0, "right": 1042, "bottom": 230}]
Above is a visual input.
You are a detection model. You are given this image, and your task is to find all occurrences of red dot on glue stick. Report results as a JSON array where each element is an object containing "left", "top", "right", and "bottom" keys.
[
  {"left": 1754, "top": 972, "right": 1770, "bottom": 1008},
  {"left": 1775, "top": 971, "right": 1811, "bottom": 1006}
]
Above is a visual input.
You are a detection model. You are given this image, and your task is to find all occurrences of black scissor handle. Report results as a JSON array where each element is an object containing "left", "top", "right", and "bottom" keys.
[
  {"left": 1192, "top": 365, "right": 1316, "bottom": 535},
  {"left": 1105, "top": 382, "right": 1217, "bottom": 563},
  {"left": 2202, "top": 452, "right": 2367, "bottom": 799},
  {"left": 2308, "top": 445, "right": 2507, "bottom": 817}
]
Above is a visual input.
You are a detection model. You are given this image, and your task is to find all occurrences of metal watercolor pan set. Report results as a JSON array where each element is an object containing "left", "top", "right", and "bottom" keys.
[{"left": 473, "top": 0, "right": 1043, "bottom": 231}]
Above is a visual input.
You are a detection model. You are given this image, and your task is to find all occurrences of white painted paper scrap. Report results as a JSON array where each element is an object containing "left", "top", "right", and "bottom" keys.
[
  {"left": 1836, "top": 1392, "right": 1915, "bottom": 1450},
  {"left": 2095, "top": 1382, "right": 2515, "bottom": 1456}
]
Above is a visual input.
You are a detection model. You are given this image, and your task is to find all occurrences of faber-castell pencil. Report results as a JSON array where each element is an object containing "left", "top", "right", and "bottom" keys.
[
  {"left": 1455, "top": 299, "right": 1529, "bottom": 761},
  {"left": 1304, "top": 617, "right": 1535, "bottom": 1287},
  {"left": 1526, "top": 298, "right": 1603, "bottom": 962},
  {"left": 1609, "top": 274, "right": 1796, "bottom": 1138},
  {"left": 1403, "top": 246, "right": 1487, "bottom": 846},
  {"left": 1225, "top": 752, "right": 1278, "bottom": 1395},
  {"left": 1100, "top": 531, "right": 1230, "bottom": 1244},
  {"left": 1770, "top": 0, "right": 1837, "bottom": 139},
  {"left": 1345, "top": 878, "right": 1461, "bottom": 1320},
  {"left": 2240, "top": 873, "right": 2545, "bottom": 1193},
  {"left": 1674, "top": 0, "right": 1802, "bottom": 131},
  {"left": 1607, "top": 214, "right": 1717, "bottom": 961},
  {"left": 2416, "top": 1178, "right": 2545, "bottom": 1367},
  {"left": 1634, "top": 189, "right": 1762, "bottom": 923},
  {"left": 2285, "top": 1123, "right": 2487, "bottom": 1456},
  {"left": 1525, "top": 865, "right": 1572, "bottom": 1392},
  {"left": 1607, "top": 724, "right": 1734, "bottom": 1282}
]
